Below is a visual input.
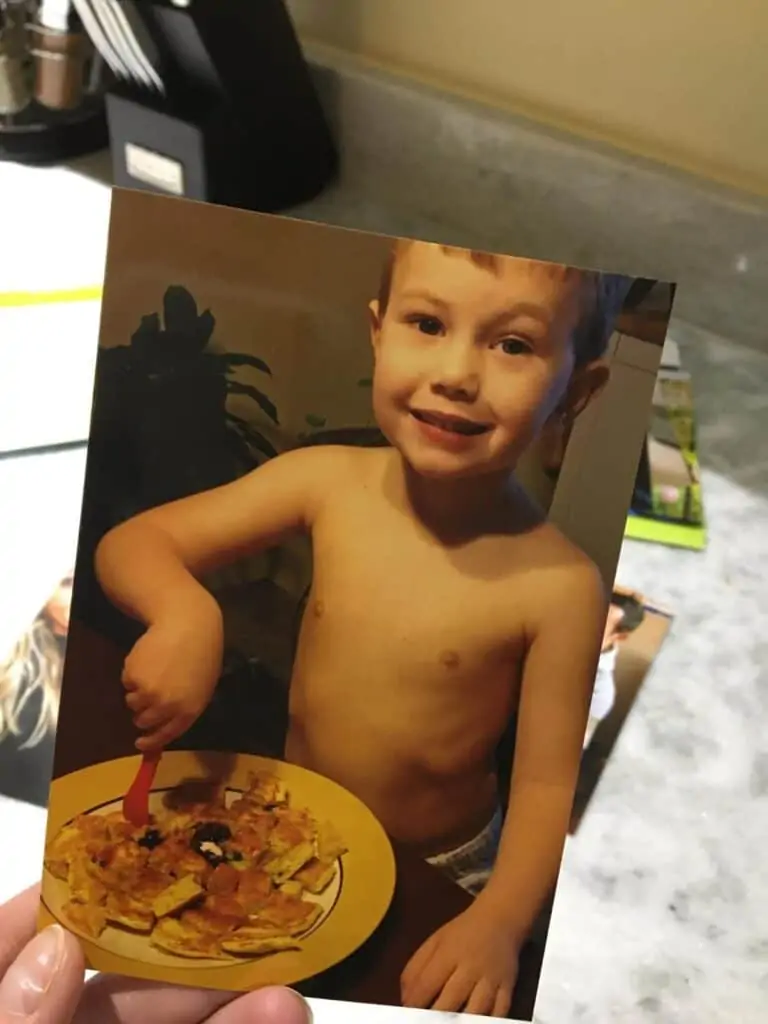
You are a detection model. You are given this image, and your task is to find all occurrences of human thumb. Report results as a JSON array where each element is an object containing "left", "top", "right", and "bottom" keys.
[{"left": 0, "top": 925, "right": 84, "bottom": 1023}]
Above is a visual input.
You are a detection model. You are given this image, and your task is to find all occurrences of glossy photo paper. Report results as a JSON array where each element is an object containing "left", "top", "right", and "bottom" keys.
[{"left": 39, "top": 189, "right": 676, "bottom": 1019}]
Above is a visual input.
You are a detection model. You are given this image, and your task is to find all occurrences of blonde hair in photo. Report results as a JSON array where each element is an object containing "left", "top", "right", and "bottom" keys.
[{"left": 0, "top": 612, "right": 64, "bottom": 749}]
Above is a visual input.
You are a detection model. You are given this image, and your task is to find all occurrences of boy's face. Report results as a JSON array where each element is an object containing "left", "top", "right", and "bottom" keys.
[
  {"left": 45, "top": 575, "right": 73, "bottom": 637},
  {"left": 602, "top": 603, "right": 628, "bottom": 651},
  {"left": 369, "top": 243, "right": 605, "bottom": 481}
]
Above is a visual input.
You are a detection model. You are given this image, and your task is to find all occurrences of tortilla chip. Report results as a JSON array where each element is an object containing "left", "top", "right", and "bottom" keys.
[
  {"left": 105, "top": 893, "right": 155, "bottom": 933},
  {"left": 47, "top": 766, "right": 346, "bottom": 963},
  {"left": 149, "top": 838, "right": 210, "bottom": 883},
  {"left": 182, "top": 897, "right": 247, "bottom": 938},
  {"left": 236, "top": 868, "right": 273, "bottom": 913},
  {"left": 294, "top": 858, "right": 337, "bottom": 895},
  {"left": 151, "top": 918, "right": 227, "bottom": 959},
  {"left": 62, "top": 900, "right": 107, "bottom": 939},
  {"left": 152, "top": 876, "right": 204, "bottom": 918},
  {"left": 44, "top": 824, "right": 82, "bottom": 879},
  {"left": 221, "top": 930, "right": 299, "bottom": 956},
  {"left": 130, "top": 867, "right": 173, "bottom": 906},
  {"left": 315, "top": 821, "right": 347, "bottom": 862},
  {"left": 206, "top": 862, "right": 240, "bottom": 896},
  {"left": 102, "top": 840, "right": 149, "bottom": 876},
  {"left": 264, "top": 841, "right": 315, "bottom": 885},
  {"left": 68, "top": 857, "right": 107, "bottom": 905},
  {"left": 244, "top": 772, "right": 288, "bottom": 808},
  {"left": 101, "top": 811, "right": 137, "bottom": 843},
  {"left": 252, "top": 892, "right": 323, "bottom": 937}
]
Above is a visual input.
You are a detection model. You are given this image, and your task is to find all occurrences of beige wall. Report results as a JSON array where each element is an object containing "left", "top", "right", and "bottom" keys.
[{"left": 289, "top": 0, "right": 768, "bottom": 197}]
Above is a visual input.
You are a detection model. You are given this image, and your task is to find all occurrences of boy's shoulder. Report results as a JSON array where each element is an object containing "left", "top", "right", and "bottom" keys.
[
  {"left": 502, "top": 484, "right": 599, "bottom": 575},
  {"left": 525, "top": 517, "right": 603, "bottom": 585},
  {"left": 518, "top": 519, "right": 607, "bottom": 630},
  {"left": 276, "top": 443, "right": 386, "bottom": 491}
]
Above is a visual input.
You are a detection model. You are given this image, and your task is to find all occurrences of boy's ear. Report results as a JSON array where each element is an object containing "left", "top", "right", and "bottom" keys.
[
  {"left": 563, "top": 359, "right": 610, "bottom": 421},
  {"left": 368, "top": 299, "right": 382, "bottom": 351}
]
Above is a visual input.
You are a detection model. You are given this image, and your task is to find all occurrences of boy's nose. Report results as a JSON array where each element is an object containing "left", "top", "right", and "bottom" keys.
[{"left": 430, "top": 342, "right": 481, "bottom": 402}]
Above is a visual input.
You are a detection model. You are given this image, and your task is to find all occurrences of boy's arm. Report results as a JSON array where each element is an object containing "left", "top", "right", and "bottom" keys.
[
  {"left": 96, "top": 446, "right": 349, "bottom": 627},
  {"left": 475, "top": 557, "right": 607, "bottom": 946}
]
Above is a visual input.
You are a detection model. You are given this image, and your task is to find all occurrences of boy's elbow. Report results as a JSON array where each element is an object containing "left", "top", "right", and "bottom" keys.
[
  {"left": 95, "top": 517, "right": 149, "bottom": 578},
  {"left": 94, "top": 522, "right": 128, "bottom": 582}
]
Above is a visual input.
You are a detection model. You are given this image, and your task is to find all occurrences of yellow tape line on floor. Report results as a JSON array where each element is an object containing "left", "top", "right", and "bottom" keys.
[{"left": 0, "top": 286, "right": 102, "bottom": 307}]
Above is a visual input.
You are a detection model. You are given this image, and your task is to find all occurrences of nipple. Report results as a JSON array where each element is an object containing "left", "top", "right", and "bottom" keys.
[
  {"left": 440, "top": 649, "right": 461, "bottom": 670},
  {"left": 313, "top": 599, "right": 325, "bottom": 618}
]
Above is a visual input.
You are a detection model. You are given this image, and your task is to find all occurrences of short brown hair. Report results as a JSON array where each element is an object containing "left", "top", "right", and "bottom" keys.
[{"left": 377, "top": 241, "right": 629, "bottom": 365}]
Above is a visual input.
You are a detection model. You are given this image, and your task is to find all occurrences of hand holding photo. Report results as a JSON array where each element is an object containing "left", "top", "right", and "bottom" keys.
[{"left": 40, "top": 189, "right": 675, "bottom": 1018}]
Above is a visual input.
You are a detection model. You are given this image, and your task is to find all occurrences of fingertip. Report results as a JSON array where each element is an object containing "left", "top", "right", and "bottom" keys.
[
  {"left": 210, "top": 987, "right": 311, "bottom": 1024},
  {"left": 250, "top": 987, "right": 311, "bottom": 1024},
  {"left": 61, "top": 923, "right": 86, "bottom": 974}
]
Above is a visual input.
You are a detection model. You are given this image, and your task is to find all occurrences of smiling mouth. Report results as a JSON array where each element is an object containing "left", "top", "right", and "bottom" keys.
[{"left": 411, "top": 409, "right": 491, "bottom": 436}]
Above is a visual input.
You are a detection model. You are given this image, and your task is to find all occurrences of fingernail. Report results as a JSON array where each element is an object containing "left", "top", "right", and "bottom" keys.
[
  {"left": 0, "top": 925, "right": 64, "bottom": 1017},
  {"left": 257, "top": 987, "right": 312, "bottom": 1024},
  {"left": 290, "top": 990, "right": 312, "bottom": 1023}
]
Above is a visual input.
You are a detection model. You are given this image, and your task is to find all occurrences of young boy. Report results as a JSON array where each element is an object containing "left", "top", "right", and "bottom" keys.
[{"left": 95, "top": 240, "right": 628, "bottom": 1017}]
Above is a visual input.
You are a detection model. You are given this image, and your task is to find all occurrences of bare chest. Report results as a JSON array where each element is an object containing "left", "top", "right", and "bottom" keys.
[{"left": 302, "top": 500, "right": 526, "bottom": 684}]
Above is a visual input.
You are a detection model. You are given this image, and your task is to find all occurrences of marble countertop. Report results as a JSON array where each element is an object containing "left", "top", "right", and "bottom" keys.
[{"left": 1, "top": 141, "right": 766, "bottom": 1022}]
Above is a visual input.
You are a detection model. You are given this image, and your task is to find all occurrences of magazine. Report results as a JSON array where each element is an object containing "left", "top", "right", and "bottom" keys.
[
  {"left": 0, "top": 574, "right": 71, "bottom": 808},
  {"left": 37, "top": 188, "right": 675, "bottom": 1019},
  {"left": 625, "top": 338, "right": 706, "bottom": 550}
]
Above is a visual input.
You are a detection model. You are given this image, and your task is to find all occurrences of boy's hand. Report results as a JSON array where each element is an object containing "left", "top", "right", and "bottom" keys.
[
  {"left": 400, "top": 901, "right": 519, "bottom": 1017},
  {"left": 122, "top": 598, "right": 224, "bottom": 752}
]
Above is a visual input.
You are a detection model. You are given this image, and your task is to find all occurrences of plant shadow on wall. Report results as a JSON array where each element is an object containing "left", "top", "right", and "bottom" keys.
[
  {"left": 76, "top": 285, "right": 281, "bottom": 647},
  {"left": 72, "top": 285, "right": 386, "bottom": 757}
]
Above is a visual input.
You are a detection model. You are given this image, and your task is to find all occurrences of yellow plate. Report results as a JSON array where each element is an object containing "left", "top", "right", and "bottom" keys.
[{"left": 40, "top": 751, "right": 396, "bottom": 991}]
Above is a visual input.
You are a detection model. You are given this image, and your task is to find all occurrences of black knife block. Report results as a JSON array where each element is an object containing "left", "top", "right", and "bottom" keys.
[{"left": 106, "top": 0, "right": 337, "bottom": 212}]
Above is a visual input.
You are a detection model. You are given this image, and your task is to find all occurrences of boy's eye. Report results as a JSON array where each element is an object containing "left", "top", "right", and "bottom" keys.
[
  {"left": 409, "top": 315, "right": 444, "bottom": 336},
  {"left": 497, "top": 337, "right": 532, "bottom": 356}
]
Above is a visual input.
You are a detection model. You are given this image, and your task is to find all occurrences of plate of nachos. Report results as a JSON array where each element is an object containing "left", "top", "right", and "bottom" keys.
[{"left": 39, "top": 752, "right": 396, "bottom": 990}]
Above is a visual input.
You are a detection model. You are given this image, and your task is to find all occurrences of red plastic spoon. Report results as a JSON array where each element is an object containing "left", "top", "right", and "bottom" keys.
[{"left": 123, "top": 751, "right": 162, "bottom": 827}]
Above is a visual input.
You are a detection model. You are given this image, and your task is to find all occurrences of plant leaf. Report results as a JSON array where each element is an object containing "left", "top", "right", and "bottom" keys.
[
  {"left": 226, "top": 413, "right": 279, "bottom": 459},
  {"left": 221, "top": 352, "right": 273, "bottom": 376},
  {"left": 130, "top": 313, "right": 161, "bottom": 351},
  {"left": 163, "top": 285, "right": 198, "bottom": 331},
  {"left": 227, "top": 381, "right": 279, "bottom": 425},
  {"left": 197, "top": 309, "right": 216, "bottom": 346}
]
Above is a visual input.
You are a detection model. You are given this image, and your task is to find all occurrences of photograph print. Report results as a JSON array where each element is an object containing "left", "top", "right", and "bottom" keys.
[{"left": 40, "top": 189, "right": 675, "bottom": 1019}]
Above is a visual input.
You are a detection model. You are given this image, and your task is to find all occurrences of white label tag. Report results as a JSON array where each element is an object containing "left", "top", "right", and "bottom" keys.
[{"left": 125, "top": 143, "right": 185, "bottom": 196}]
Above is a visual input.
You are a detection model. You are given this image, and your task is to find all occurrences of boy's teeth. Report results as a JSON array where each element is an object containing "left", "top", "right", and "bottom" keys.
[{"left": 416, "top": 411, "right": 485, "bottom": 435}]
